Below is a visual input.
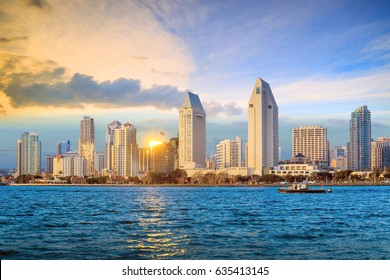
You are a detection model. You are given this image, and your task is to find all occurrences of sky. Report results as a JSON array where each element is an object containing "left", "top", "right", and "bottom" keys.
[{"left": 0, "top": 0, "right": 390, "bottom": 169}]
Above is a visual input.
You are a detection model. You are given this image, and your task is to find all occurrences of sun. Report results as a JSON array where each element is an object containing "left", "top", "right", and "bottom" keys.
[{"left": 149, "top": 140, "right": 163, "bottom": 148}]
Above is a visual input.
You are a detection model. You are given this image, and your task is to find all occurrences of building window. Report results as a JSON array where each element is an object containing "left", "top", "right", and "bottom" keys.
[{"left": 256, "top": 87, "right": 260, "bottom": 94}]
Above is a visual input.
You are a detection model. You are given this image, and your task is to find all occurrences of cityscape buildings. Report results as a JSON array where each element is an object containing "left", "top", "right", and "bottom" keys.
[
  {"left": 292, "top": 126, "right": 328, "bottom": 169},
  {"left": 348, "top": 105, "right": 372, "bottom": 171},
  {"left": 17, "top": 132, "right": 41, "bottom": 176},
  {"left": 12, "top": 80, "right": 388, "bottom": 181},
  {"left": 178, "top": 91, "right": 206, "bottom": 169},
  {"left": 247, "top": 78, "right": 278, "bottom": 175},
  {"left": 371, "top": 137, "right": 390, "bottom": 172},
  {"left": 78, "top": 116, "right": 95, "bottom": 175}
]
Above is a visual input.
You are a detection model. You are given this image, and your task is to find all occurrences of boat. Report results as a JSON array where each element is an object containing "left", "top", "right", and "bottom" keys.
[{"left": 278, "top": 183, "right": 332, "bottom": 193}]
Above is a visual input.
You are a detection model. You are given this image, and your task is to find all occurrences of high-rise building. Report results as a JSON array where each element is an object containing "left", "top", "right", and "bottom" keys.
[
  {"left": 111, "top": 123, "right": 138, "bottom": 177},
  {"left": 105, "top": 120, "right": 122, "bottom": 170},
  {"left": 216, "top": 136, "right": 242, "bottom": 169},
  {"left": 16, "top": 140, "right": 22, "bottom": 176},
  {"left": 371, "top": 137, "right": 390, "bottom": 172},
  {"left": 292, "top": 126, "right": 328, "bottom": 169},
  {"left": 178, "top": 91, "right": 206, "bottom": 169},
  {"left": 169, "top": 137, "right": 179, "bottom": 170},
  {"left": 248, "top": 78, "right": 278, "bottom": 175},
  {"left": 56, "top": 140, "right": 70, "bottom": 155},
  {"left": 348, "top": 105, "right": 371, "bottom": 171},
  {"left": 46, "top": 155, "right": 54, "bottom": 174},
  {"left": 94, "top": 152, "right": 105, "bottom": 174},
  {"left": 78, "top": 116, "right": 95, "bottom": 175},
  {"left": 151, "top": 141, "right": 175, "bottom": 174},
  {"left": 18, "top": 132, "right": 41, "bottom": 175},
  {"left": 138, "top": 147, "right": 151, "bottom": 175}
]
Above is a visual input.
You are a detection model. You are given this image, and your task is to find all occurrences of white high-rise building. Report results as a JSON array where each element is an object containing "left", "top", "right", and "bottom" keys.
[
  {"left": 78, "top": 116, "right": 95, "bottom": 175},
  {"left": 179, "top": 91, "right": 206, "bottom": 169},
  {"left": 111, "top": 123, "right": 138, "bottom": 177},
  {"left": 18, "top": 132, "right": 41, "bottom": 175},
  {"left": 216, "top": 136, "right": 242, "bottom": 169},
  {"left": 248, "top": 78, "right": 278, "bottom": 175}
]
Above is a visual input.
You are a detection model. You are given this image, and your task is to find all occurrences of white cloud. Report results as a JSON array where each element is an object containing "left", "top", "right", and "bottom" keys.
[
  {"left": 364, "top": 33, "right": 390, "bottom": 52},
  {"left": 274, "top": 68, "right": 390, "bottom": 106}
]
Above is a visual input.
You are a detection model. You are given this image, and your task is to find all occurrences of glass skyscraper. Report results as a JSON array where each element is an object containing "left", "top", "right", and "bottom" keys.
[{"left": 348, "top": 105, "right": 371, "bottom": 171}]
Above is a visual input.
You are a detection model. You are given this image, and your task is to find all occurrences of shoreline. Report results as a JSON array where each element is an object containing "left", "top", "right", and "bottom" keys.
[{"left": 4, "top": 182, "right": 390, "bottom": 187}]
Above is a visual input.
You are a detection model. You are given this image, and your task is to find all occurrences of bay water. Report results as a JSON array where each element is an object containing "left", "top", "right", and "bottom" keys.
[{"left": 0, "top": 186, "right": 389, "bottom": 259}]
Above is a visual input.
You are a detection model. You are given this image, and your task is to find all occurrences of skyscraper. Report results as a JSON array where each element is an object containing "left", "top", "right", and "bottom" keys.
[
  {"left": 111, "top": 123, "right": 138, "bottom": 177},
  {"left": 78, "top": 116, "right": 95, "bottom": 175},
  {"left": 18, "top": 132, "right": 41, "bottom": 175},
  {"left": 248, "top": 78, "right": 278, "bottom": 175},
  {"left": 348, "top": 105, "right": 371, "bottom": 171},
  {"left": 292, "top": 126, "right": 328, "bottom": 168},
  {"left": 105, "top": 120, "right": 122, "bottom": 170},
  {"left": 56, "top": 140, "right": 70, "bottom": 155},
  {"left": 179, "top": 91, "right": 206, "bottom": 169}
]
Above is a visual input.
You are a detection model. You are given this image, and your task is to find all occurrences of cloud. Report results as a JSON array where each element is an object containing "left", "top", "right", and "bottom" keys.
[
  {"left": 4, "top": 72, "right": 184, "bottom": 110},
  {"left": 203, "top": 101, "right": 244, "bottom": 117},
  {"left": 0, "top": 104, "right": 6, "bottom": 115},
  {"left": 364, "top": 33, "right": 390, "bottom": 52},
  {"left": 0, "top": 36, "right": 28, "bottom": 43},
  {"left": 0, "top": 0, "right": 195, "bottom": 89},
  {"left": 274, "top": 69, "right": 390, "bottom": 106},
  {"left": 27, "top": 0, "right": 51, "bottom": 10}
]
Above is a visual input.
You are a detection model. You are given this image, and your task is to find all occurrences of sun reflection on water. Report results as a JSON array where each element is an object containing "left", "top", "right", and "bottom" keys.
[{"left": 125, "top": 188, "right": 189, "bottom": 259}]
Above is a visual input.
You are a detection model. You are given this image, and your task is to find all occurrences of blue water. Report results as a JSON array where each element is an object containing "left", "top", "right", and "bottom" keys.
[{"left": 0, "top": 186, "right": 389, "bottom": 260}]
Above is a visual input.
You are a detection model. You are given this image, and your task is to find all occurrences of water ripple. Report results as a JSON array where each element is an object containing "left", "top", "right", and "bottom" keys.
[{"left": 1, "top": 186, "right": 390, "bottom": 259}]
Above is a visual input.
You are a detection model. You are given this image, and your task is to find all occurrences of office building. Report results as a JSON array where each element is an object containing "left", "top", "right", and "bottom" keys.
[
  {"left": 248, "top": 78, "right": 278, "bottom": 175},
  {"left": 178, "top": 91, "right": 206, "bottom": 169},
  {"left": 348, "top": 105, "right": 371, "bottom": 171}
]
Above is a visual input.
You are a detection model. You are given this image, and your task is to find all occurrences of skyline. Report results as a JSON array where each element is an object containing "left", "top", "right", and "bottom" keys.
[{"left": 1, "top": 0, "right": 390, "bottom": 168}]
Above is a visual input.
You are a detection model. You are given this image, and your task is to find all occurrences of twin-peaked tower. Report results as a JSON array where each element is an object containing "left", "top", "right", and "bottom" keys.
[{"left": 248, "top": 78, "right": 279, "bottom": 175}]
